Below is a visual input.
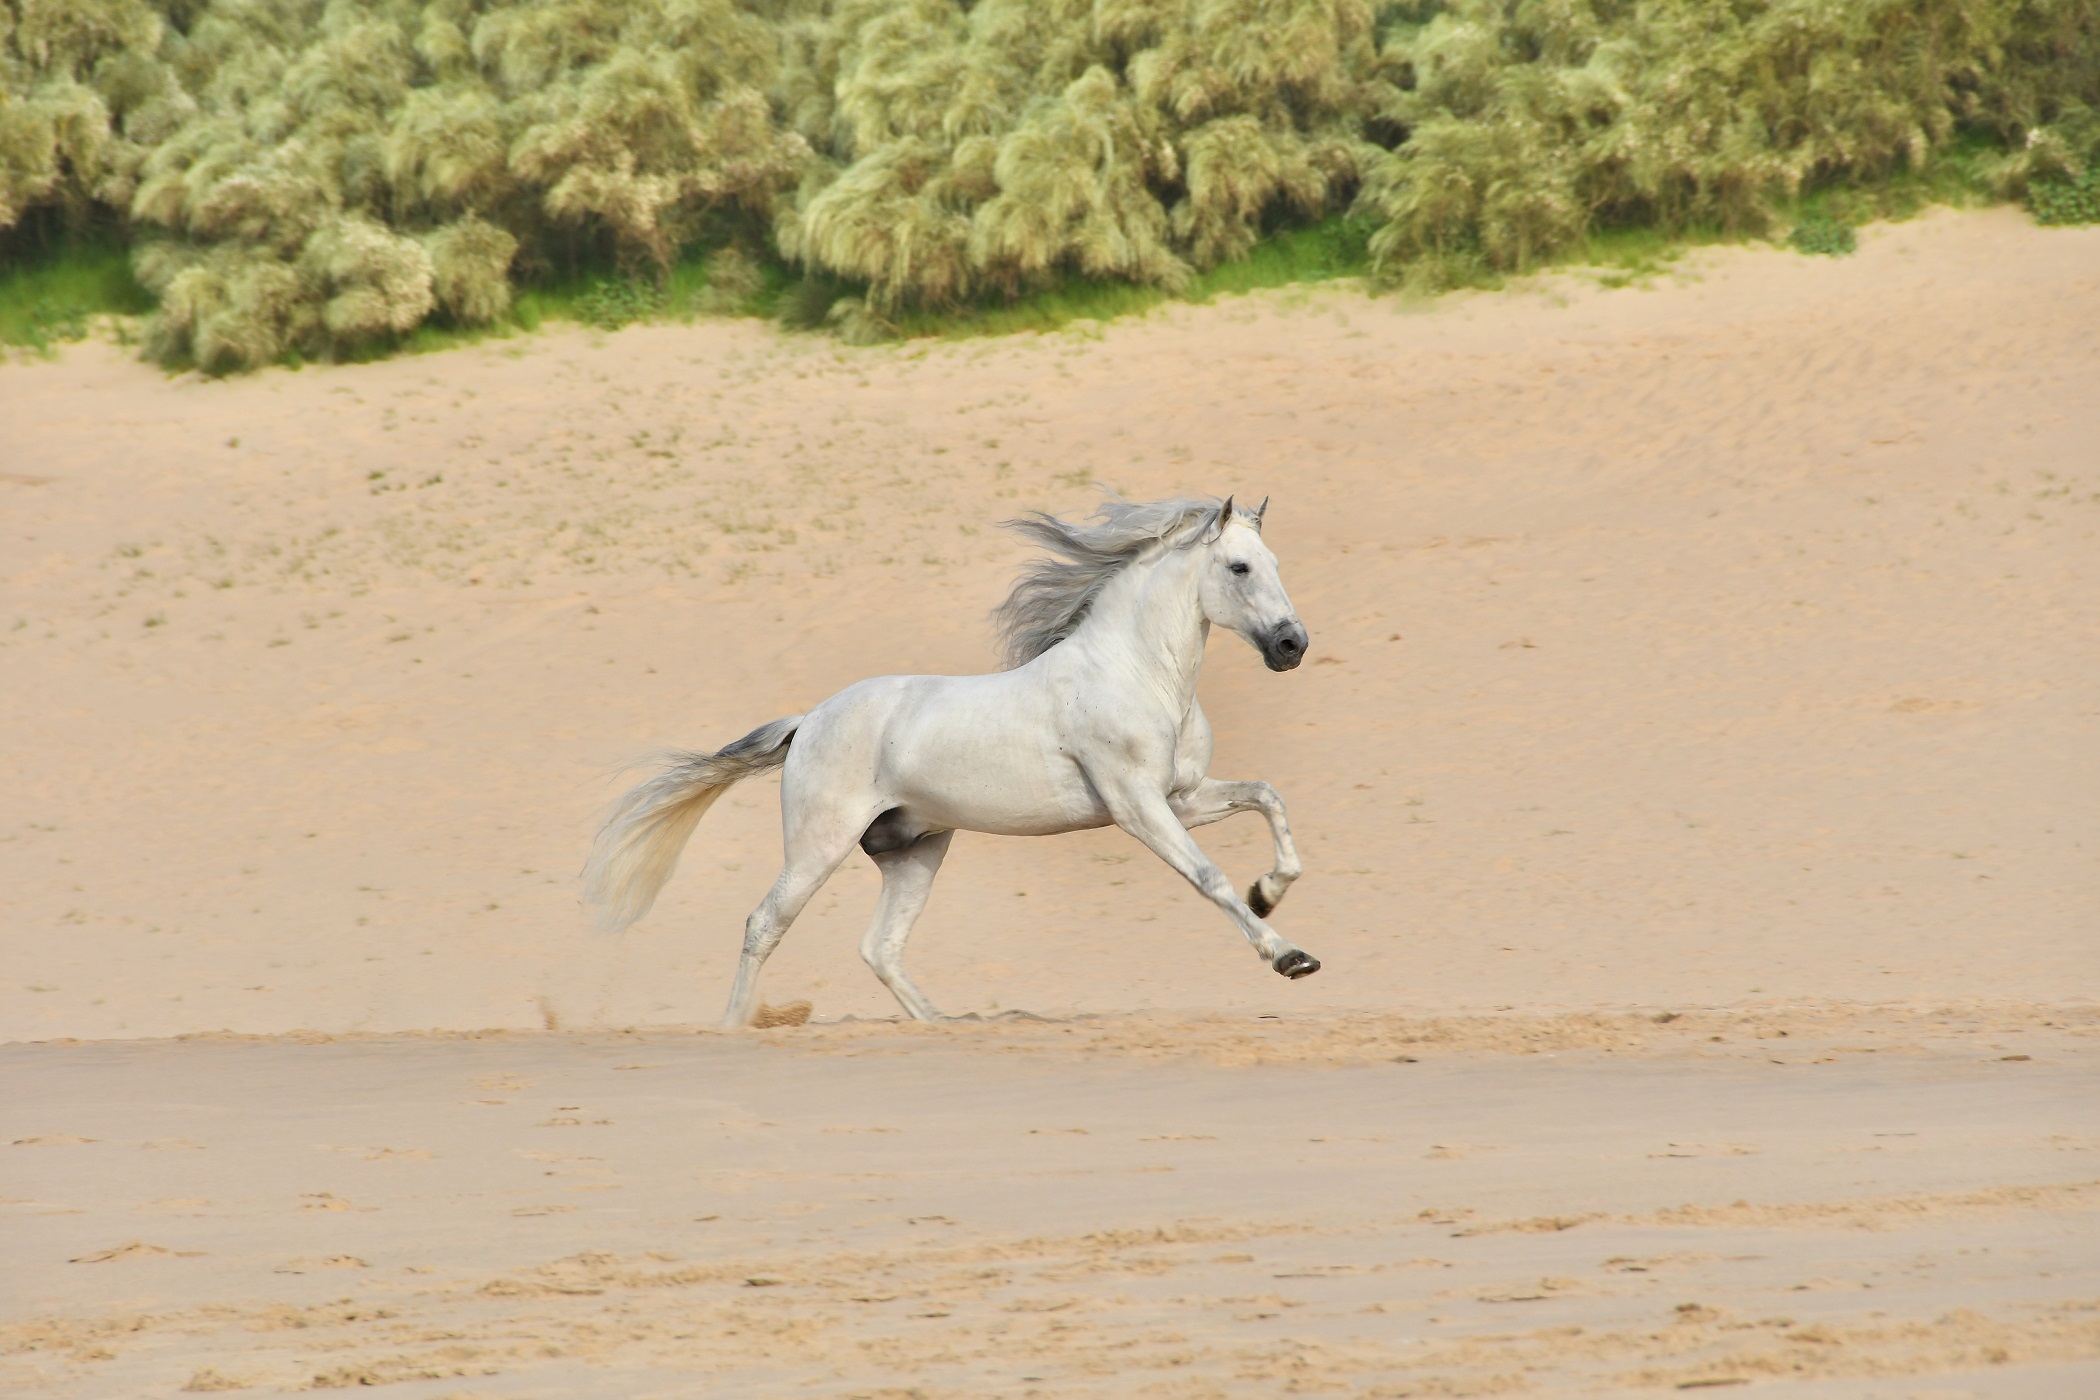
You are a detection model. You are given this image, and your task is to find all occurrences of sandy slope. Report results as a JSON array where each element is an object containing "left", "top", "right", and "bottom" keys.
[
  {"left": 2, "top": 207, "right": 2098, "bottom": 1395},
  {"left": 4, "top": 207, "right": 2095, "bottom": 1041}
]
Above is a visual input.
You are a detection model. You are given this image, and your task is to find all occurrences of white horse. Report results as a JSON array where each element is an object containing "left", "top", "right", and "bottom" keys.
[{"left": 584, "top": 495, "right": 1317, "bottom": 1026}]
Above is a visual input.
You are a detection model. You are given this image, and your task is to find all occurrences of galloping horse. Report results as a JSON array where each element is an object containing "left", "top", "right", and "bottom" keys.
[{"left": 584, "top": 495, "right": 1317, "bottom": 1026}]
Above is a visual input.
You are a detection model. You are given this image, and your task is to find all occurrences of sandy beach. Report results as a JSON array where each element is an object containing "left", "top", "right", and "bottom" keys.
[{"left": 3, "top": 207, "right": 2097, "bottom": 1395}]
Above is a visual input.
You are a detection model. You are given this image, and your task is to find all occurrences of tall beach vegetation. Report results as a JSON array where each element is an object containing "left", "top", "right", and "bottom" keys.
[{"left": 3, "top": 0, "right": 2096, "bottom": 368}]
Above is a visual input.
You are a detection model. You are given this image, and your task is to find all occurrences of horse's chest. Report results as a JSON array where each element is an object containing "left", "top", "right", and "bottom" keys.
[{"left": 1170, "top": 707, "right": 1214, "bottom": 793}]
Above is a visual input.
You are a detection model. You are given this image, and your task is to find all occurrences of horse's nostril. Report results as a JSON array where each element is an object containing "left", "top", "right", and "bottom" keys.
[{"left": 1279, "top": 636, "right": 1300, "bottom": 652}]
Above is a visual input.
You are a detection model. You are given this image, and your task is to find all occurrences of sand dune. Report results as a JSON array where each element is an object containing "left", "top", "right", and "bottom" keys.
[{"left": 3, "top": 207, "right": 2097, "bottom": 1395}]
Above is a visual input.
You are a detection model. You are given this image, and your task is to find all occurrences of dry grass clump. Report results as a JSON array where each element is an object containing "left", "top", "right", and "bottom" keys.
[
  {"left": 3, "top": 0, "right": 808, "bottom": 367},
  {"left": 1, "top": 0, "right": 2096, "bottom": 366},
  {"left": 1357, "top": 0, "right": 2100, "bottom": 289},
  {"left": 778, "top": 0, "right": 1381, "bottom": 320}
]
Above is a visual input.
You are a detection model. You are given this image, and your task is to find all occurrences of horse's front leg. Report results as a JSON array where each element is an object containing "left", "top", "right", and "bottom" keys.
[
  {"left": 1105, "top": 788, "right": 1319, "bottom": 980},
  {"left": 1169, "top": 778, "right": 1303, "bottom": 918}
]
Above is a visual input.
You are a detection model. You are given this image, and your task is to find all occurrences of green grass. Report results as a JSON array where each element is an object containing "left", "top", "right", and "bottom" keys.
[
  {"left": 1787, "top": 214, "right": 1858, "bottom": 256},
  {"left": 1575, "top": 224, "right": 1707, "bottom": 287},
  {"left": 871, "top": 168, "right": 1990, "bottom": 339},
  {"left": 882, "top": 203, "right": 1743, "bottom": 337},
  {"left": 205, "top": 264, "right": 652, "bottom": 369},
  {"left": 327, "top": 242, "right": 800, "bottom": 365},
  {"left": 0, "top": 136, "right": 2036, "bottom": 371},
  {"left": 512, "top": 154, "right": 1988, "bottom": 348},
  {"left": 881, "top": 215, "right": 1375, "bottom": 341},
  {"left": 0, "top": 241, "right": 154, "bottom": 353},
  {"left": 888, "top": 278, "right": 1171, "bottom": 339},
  {"left": 502, "top": 245, "right": 794, "bottom": 333},
  {"left": 1191, "top": 217, "right": 1374, "bottom": 296},
  {"left": 2029, "top": 169, "right": 2100, "bottom": 225}
]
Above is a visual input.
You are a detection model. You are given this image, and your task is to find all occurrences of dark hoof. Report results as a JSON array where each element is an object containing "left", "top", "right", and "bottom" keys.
[
  {"left": 1247, "top": 881, "right": 1274, "bottom": 918},
  {"left": 1273, "top": 949, "right": 1321, "bottom": 980}
]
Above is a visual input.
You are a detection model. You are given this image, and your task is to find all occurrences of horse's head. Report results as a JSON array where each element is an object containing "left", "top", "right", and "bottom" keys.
[{"left": 1196, "top": 496, "right": 1308, "bottom": 672}]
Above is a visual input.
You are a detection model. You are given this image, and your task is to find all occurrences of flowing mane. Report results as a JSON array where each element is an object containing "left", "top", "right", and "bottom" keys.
[{"left": 992, "top": 496, "right": 1236, "bottom": 669}]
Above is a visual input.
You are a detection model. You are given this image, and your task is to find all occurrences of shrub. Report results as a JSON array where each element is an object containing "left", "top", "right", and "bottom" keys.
[
  {"left": 2029, "top": 170, "right": 2100, "bottom": 224},
  {"left": 573, "top": 274, "right": 659, "bottom": 328},
  {"left": 1356, "top": 0, "right": 2100, "bottom": 289},
  {"left": 1, "top": 0, "right": 2096, "bottom": 364},
  {"left": 423, "top": 215, "right": 517, "bottom": 324},
  {"left": 784, "top": 0, "right": 1382, "bottom": 312},
  {"left": 1787, "top": 215, "right": 1857, "bottom": 257}
]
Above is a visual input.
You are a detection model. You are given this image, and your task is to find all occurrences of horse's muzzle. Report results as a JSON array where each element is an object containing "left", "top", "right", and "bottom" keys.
[{"left": 1262, "top": 620, "right": 1308, "bottom": 672}]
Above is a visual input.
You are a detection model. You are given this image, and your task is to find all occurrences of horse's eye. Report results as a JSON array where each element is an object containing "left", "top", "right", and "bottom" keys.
[{"left": 1229, "top": 562, "right": 1250, "bottom": 576}]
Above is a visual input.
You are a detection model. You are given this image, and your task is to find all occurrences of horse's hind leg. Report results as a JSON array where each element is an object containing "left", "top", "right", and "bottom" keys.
[
  {"left": 1170, "top": 779, "right": 1303, "bottom": 917},
  {"left": 860, "top": 830, "right": 954, "bottom": 1022},
  {"left": 722, "top": 819, "right": 866, "bottom": 1030}
]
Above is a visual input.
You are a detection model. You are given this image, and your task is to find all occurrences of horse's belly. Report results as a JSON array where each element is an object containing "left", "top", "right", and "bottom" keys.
[
  {"left": 954, "top": 803, "right": 1114, "bottom": 838},
  {"left": 867, "top": 675, "right": 1110, "bottom": 836},
  {"left": 907, "top": 776, "right": 1112, "bottom": 838}
]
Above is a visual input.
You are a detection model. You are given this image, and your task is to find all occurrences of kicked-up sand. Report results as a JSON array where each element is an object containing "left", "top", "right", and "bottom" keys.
[{"left": 2, "top": 207, "right": 2097, "bottom": 1396}]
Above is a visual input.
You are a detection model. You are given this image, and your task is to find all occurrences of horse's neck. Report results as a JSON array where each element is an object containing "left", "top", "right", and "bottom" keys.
[{"left": 1073, "top": 547, "right": 1208, "bottom": 705}]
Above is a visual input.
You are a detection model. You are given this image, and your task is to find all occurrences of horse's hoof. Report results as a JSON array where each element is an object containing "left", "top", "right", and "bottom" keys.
[
  {"left": 1247, "top": 880, "right": 1275, "bottom": 918},
  {"left": 1273, "top": 949, "right": 1320, "bottom": 979}
]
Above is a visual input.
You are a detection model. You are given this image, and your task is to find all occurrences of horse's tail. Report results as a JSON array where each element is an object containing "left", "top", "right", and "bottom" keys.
[{"left": 583, "top": 715, "right": 802, "bottom": 932}]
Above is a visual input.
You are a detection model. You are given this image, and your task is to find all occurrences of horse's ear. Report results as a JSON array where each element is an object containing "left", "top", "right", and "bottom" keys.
[
  {"left": 1207, "top": 495, "right": 1234, "bottom": 543},
  {"left": 1253, "top": 495, "right": 1269, "bottom": 531}
]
